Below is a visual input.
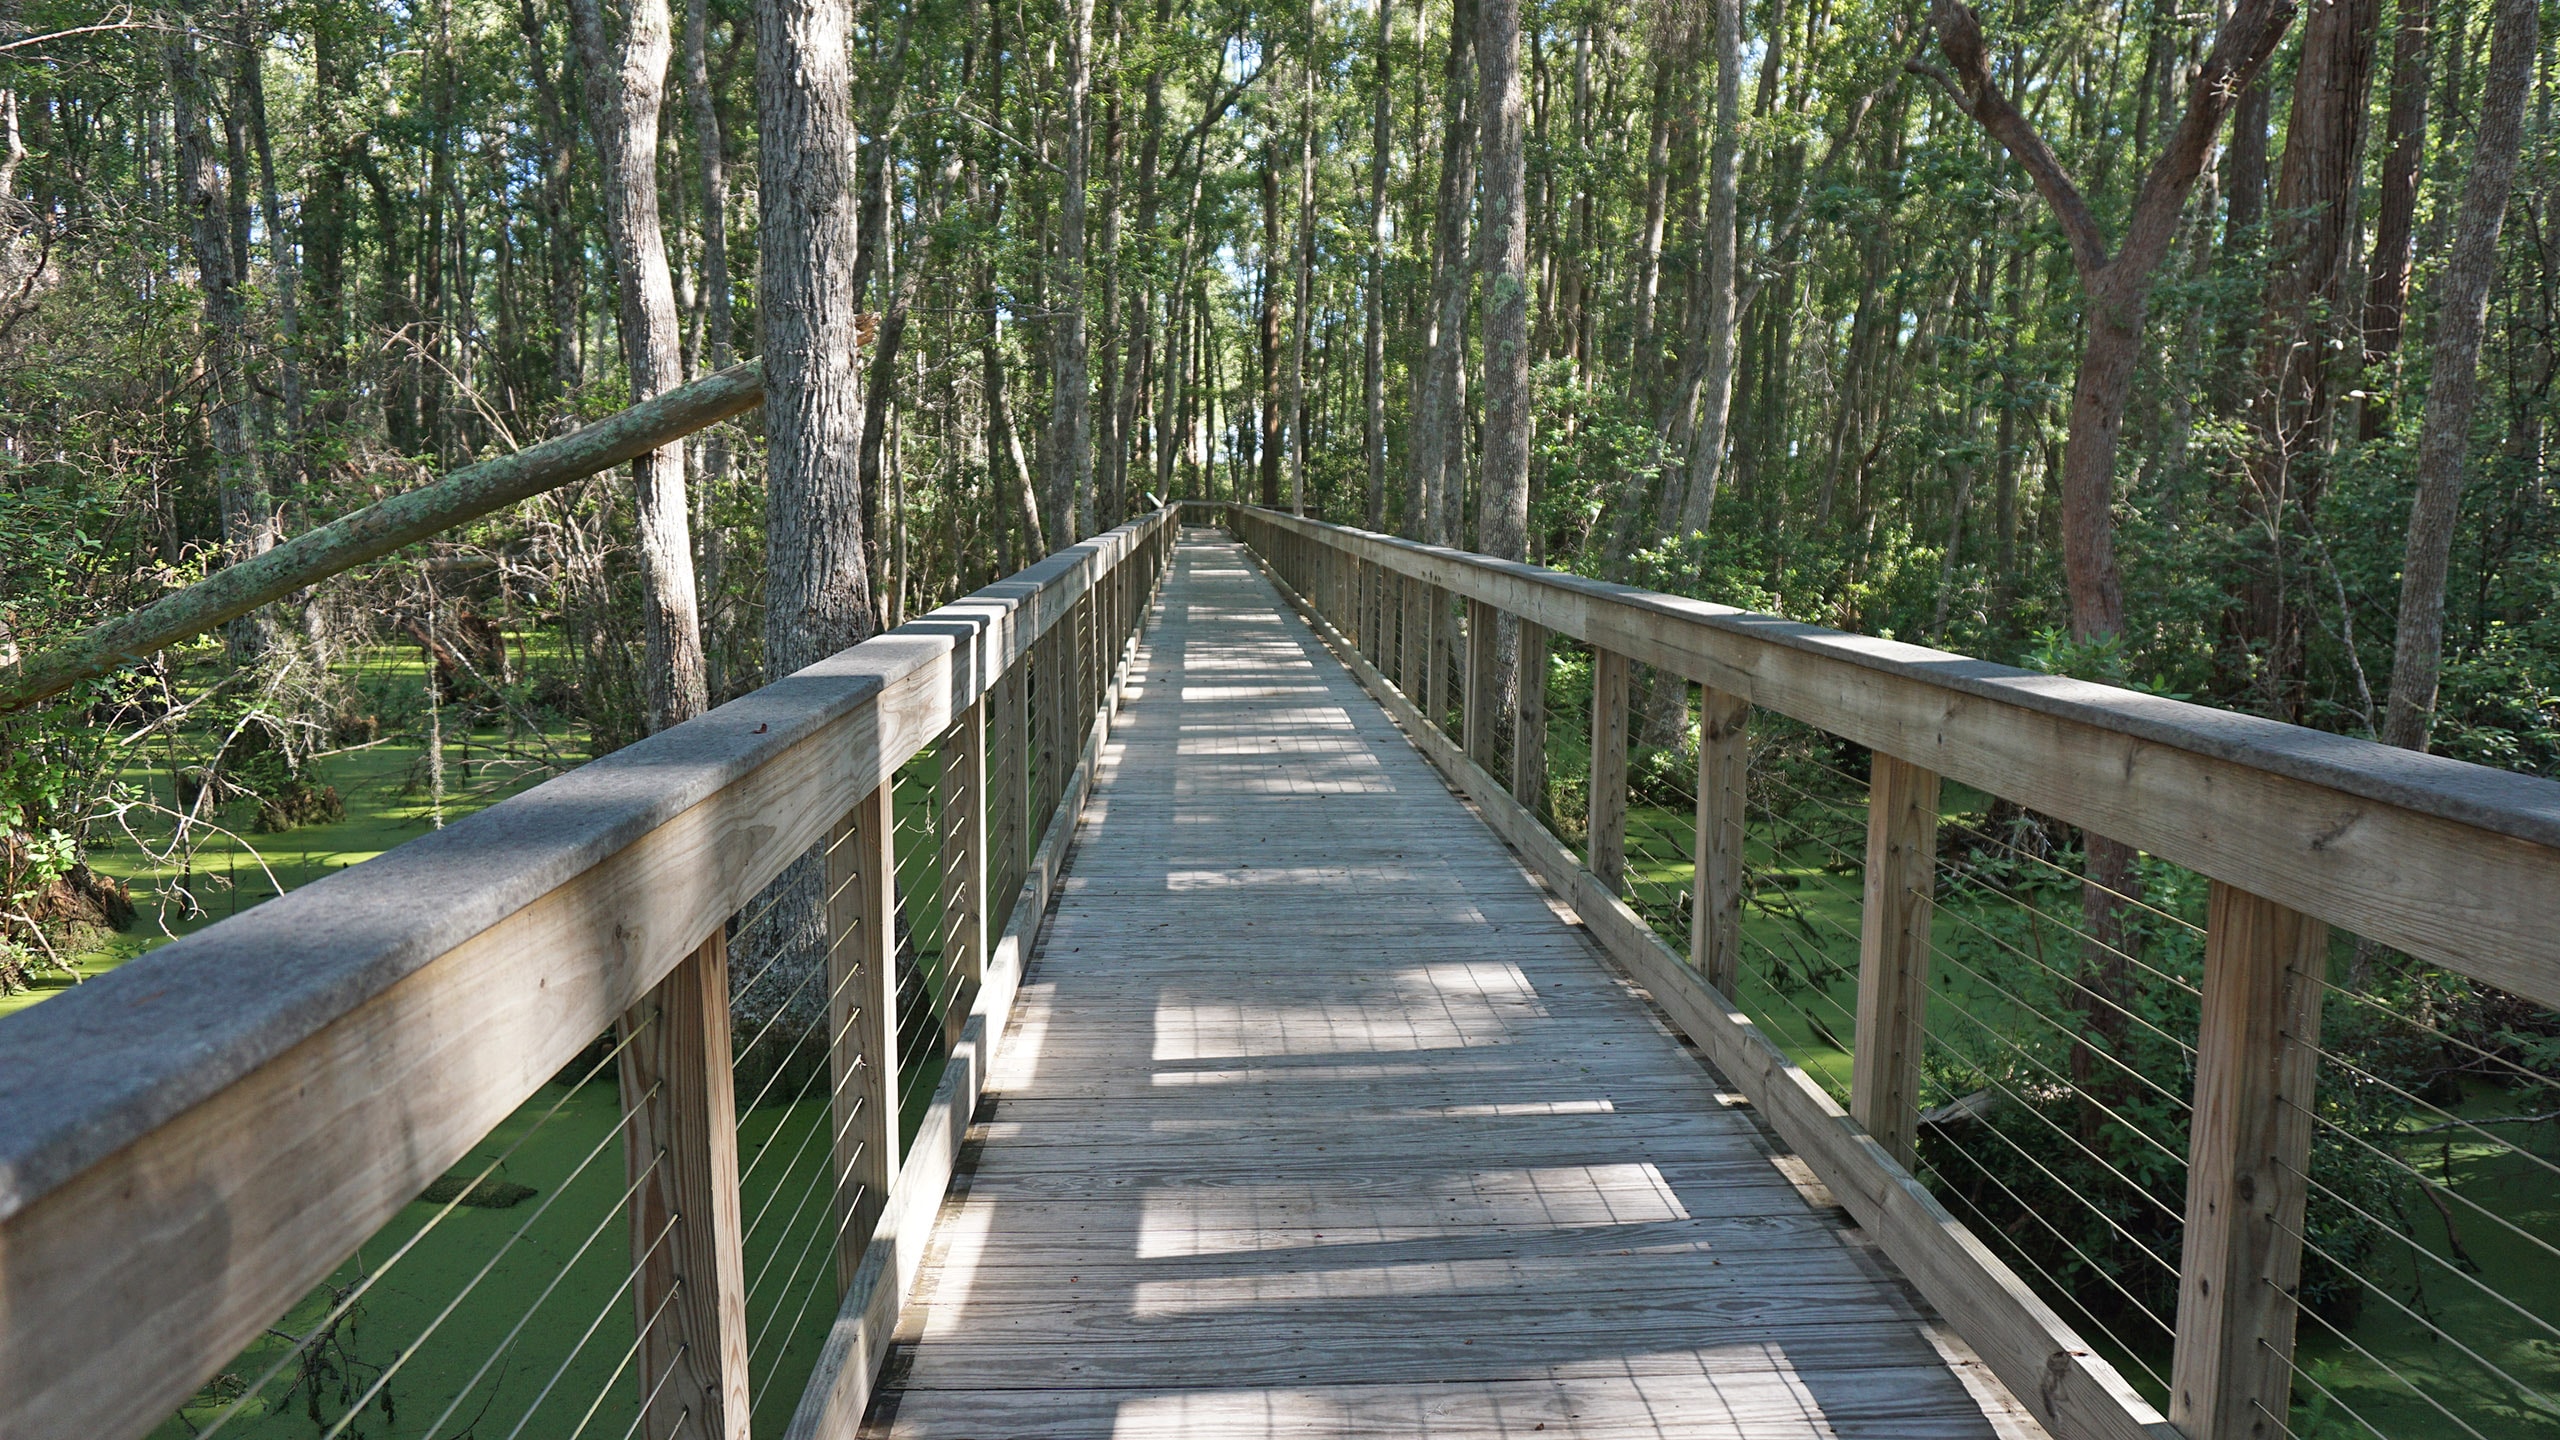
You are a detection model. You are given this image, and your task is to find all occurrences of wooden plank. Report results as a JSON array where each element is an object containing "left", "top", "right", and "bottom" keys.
[
  {"left": 1400, "top": 573, "right": 1424, "bottom": 699},
  {"left": 830, "top": 784, "right": 900, "bottom": 1293},
  {"left": 619, "top": 932, "right": 752, "bottom": 1440},
  {"left": 1426, "top": 584, "right": 1451, "bottom": 729},
  {"left": 1251, "top": 543, "right": 2171, "bottom": 1440},
  {"left": 1513, "top": 619, "right": 1550, "bottom": 814},
  {"left": 1223, "top": 507, "right": 2560, "bottom": 1009},
  {"left": 1853, "top": 753, "right": 1941, "bottom": 1171},
  {"left": 1692, "top": 687, "right": 1749, "bottom": 996},
  {"left": 1588, "top": 647, "right": 1633, "bottom": 895},
  {"left": 2169, "top": 882, "right": 2326, "bottom": 1440}
]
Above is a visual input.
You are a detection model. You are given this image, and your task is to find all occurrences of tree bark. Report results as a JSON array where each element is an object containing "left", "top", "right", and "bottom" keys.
[
  {"left": 1257, "top": 146, "right": 1283, "bottom": 507},
  {"left": 758, "top": 0, "right": 874, "bottom": 678},
  {"left": 571, "top": 0, "right": 709, "bottom": 731},
  {"left": 681, "top": 0, "right": 732, "bottom": 692},
  {"left": 2242, "top": 0, "right": 2380, "bottom": 718},
  {"left": 1408, "top": 0, "right": 1475, "bottom": 544},
  {"left": 1047, "top": 0, "right": 1098, "bottom": 542},
  {"left": 169, "top": 18, "right": 277, "bottom": 666},
  {"left": 2381, "top": 0, "right": 2536, "bottom": 752},
  {"left": 2359, "top": 0, "right": 2430, "bottom": 442},
  {"left": 1364, "top": 0, "right": 1393, "bottom": 529},
  {"left": 1675, "top": 0, "right": 1743, "bottom": 539},
  {"left": 1285, "top": 39, "right": 1316, "bottom": 516},
  {"left": 1475, "top": 0, "right": 1529, "bottom": 564}
]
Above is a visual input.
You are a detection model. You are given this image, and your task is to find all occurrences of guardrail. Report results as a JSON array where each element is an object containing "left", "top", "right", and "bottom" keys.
[
  {"left": 0, "top": 506, "right": 1178, "bottom": 1440},
  {"left": 1227, "top": 503, "right": 2560, "bottom": 1440}
]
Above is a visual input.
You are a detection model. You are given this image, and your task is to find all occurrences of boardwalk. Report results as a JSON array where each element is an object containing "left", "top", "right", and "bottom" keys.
[{"left": 864, "top": 535, "right": 2043, "bottom": 1438}]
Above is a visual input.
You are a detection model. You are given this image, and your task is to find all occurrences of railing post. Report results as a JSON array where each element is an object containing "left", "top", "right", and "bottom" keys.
[
  {"left": 1401, "top": 573, "right": 1424, "bottom": 698},
  {"left": 1587, "top": 648, "right": 1632, "bottom": 893},
  {"left": 1851, "top": 753, "right": 1940, "bottom": 1169},
  {"left": 1464, "top": 599, "right": 1501, "bottom": 773},
  {"left": 619, "top": 932, "right": 752, "bottom": 1440},
  {"left": 2171, "top": 881, "right": 2326, "bottom": 1440},
  {"left": 828, "top": 784, "right": 900, "bottom": 1293},
  {"left": 937, "top": 693, "right": 987, "bottom": 1048},
  {"left": 1692, "top": 687, "right": 1749, "bottom": 995},
  {"left": 1512, "top": 620, "right": 1549, "bottom": 814},
  {"left": 1426, "top": 586, "right": 1452, "bottom": 729}
]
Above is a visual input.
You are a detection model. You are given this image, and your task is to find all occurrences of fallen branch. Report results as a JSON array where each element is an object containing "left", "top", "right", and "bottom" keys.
[{"left": 0, "top": 361, "right": 764, "bottom": 713}]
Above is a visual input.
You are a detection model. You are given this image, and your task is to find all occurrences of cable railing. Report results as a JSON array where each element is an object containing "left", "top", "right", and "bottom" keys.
[
  {"left": 0, "top": 507, "right": 1176, "bottom": 1440},
  {"left": 1231, "top": 503, "right": 2560, "bottom": 1440}
]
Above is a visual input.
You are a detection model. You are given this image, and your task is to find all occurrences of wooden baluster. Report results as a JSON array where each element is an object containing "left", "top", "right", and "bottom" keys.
[
  {"left": 1401, "top": 574, "right": 1424, "bottom": 697},
  {"left": 1426, "top": 586, "right": 1451, "bottom": 729},
  {"left": 1851, "top": 753, "right": 1941, "bottom": 1170},
  {"left": 1464, "top": 599, "right": 1502, "bottom": 773},
  {"left": 937, "top": 695, "right": 987, "bottom": 1049},
  {"left": 1586, "top": 647, "right": 1632, "bottom": 894},
  {"left": 1692, "top": 687, "right": 1749, "bottom": 995},
  {"left": 619, "top": 932, "right": 751, "bottom": 1440},
  {"left": 1512, "top": 620, "right": 1549, "bottom": 814},
  {"left": 2171, "top": 882, "right": 2326, "bottom": 1440},
  {"left": 827, "top": 784, "right": 900, "bottom": 1293}
]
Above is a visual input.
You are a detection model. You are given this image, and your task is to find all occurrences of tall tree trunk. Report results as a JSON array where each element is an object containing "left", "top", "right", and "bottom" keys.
[
  {"left": 758, "top": 0, "right": 874, "bottom": 675},
  {"left": 2359, "top": 0, "right": 2430, "bottom": 442},
  {"left": 682, "top": 0, "right": 732, "bottom": 693},
  {"left": 571, "top": 0, "right": 708, "bottom": 731},
  {"left": 1927, "top": 0, "right": 2295, "bottom": 1109},
  {"left": 1675, "top": 0, "right": 1742, "bottom": 539},
  {"left": 2242, "top": 0, "right": 2381, "bottom": 719},
  {"left": 1257, "top": 146, "right": 1283, "bottom": 507},
  {"left": 521, "top": 0, "right": 585, "bottom": 412},
  {"left": 169, "top": 19, "right": 276, "bottom": 665},
  {"left": 1285, "top": 40, "right": 1316, "bottom": 516},
  {"left": 1364, "top": 0, "right": 1393, "bottom": 529},
  {"left": 2380, "top": 0, "right": 2535, "bottom": 752},
  {"left": 1048, "top": 0, "right": 1098, "bottom": 543},
  {"left": 1475, "top": 0, "right": 1528, "bottom": 564},
  {"left": 1409, "top": 0, "right": 1476, "bottom": 543}
]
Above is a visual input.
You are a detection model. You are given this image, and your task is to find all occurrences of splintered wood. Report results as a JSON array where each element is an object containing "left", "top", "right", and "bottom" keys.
[{"left": 863, "top": 538, "right": 2043, "bottom": 1440}]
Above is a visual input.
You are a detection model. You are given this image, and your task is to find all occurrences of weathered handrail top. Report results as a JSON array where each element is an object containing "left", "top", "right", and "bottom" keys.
[
  {"left": 0, "top": 509, "right": 1174, "bottom": 1224},
  {"left": 1230, "top": 506, "right": 2560, "bottom": 852},
  {"left": 1231, "top": 506, "right": 2560, "bottom": 1012}
]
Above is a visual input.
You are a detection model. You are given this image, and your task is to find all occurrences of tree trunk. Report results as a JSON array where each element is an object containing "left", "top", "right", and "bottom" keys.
[
  {"left": 1046, "top": 0, "right": 1098, "bottom": 542},
  {"left": 571, "top": 0, "right": 708, "bottom": 732},
  {"left": 1475, "top": 0, "right": 1529, "bottom": 564},
  {"left": 758, "top": 0, "right": 874, "bottom": 676},
  {"left": 520, "top": 0, "right": 585, "bottom": 412},
  {"left": 1364, "top": 0, "right": 1393, "bottom": 529},
  {"left": 2359, "top": 0, "right": 2430, "bottom": 442},
  {"left": 681, "top": 0, "right": 732, "bottom": 693},
  {"left": 1285, "top": 41, "right": 1316, "bottom": 516},
  {"left": 2380, "top": 0, "right": 2536, "bottom": 752},
  {"left": 1407, "top": 0, "right": 1475, "bottom": 544},
  {"left": 1257, "top": 147, "right": 1283, "bottom": 507},
  {"left": 169, "top": 21, "right": 277, "bottom": 666},
  {"left": 2242, "top": 0, "right": 2380, "bottom": 718},
  {"left": 1675, "top": 0, "right": 1742, "bottom": 540}
]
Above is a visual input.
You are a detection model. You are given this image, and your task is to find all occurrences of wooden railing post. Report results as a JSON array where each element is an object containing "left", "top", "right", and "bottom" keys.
[
  {"left": 2171, "top": 881, "right": 2327, "bottom": 1440},
  {"left": 619, "top": 932, "right": 752, "bottom": 1440},
  {"left": 827, "top": 785, "right": 900, "bottom": 1293},
  {"left": 1426, "top": 585, "right": 1451, "bottom": 728},
  {"left": 1852, "top": 753, "right": 1941, "bottom": 1169},
  {"left": 1692, "top": 687, "right": 1749, "bottom": 995},
  {"left": 1587, "top": 648, "right": 1632, "bottom": 893},
  {"left": 1464, "top": 599, "right": 1501, "bottom": 773},
  {"left": 937, "top": 694, "right": 988, "bottom": 1048},
  {"left": 1413, "top": 571, "right": 1433, "bottom": 696},
  {"left": 1512, "top": 620, "right": 1549, "bottom": 814}
]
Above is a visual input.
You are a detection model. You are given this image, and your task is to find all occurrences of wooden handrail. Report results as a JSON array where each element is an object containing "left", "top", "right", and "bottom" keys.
[
  {"left": 1226, "top": 503, "right": 2560, "bottom": 1440},
  {"left": 1222, "top": 505, "right": 2560, "bottom": 1009},
  {"left": 0, "top": 507, "right": 1178, "bottom": 1440}
]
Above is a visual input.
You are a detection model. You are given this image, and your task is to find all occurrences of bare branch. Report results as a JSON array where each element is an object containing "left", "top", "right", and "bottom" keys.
[{"left": 1925, "top": 0, "right": 2110, "bottom": 282}]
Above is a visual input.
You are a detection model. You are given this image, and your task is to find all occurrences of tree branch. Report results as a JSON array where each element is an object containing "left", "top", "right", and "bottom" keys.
[
  {"left": 1926, "top": 0, "right": 2109, "bottom": 282},
  {"left": 2111, "top": 0, "right": 2297, "bottom": 288}
]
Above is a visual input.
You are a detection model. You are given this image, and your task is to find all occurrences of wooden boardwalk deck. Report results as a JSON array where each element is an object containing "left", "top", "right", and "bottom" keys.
[{"left": 863, "top": 534, "right": 2045, "bottom": 1439}]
